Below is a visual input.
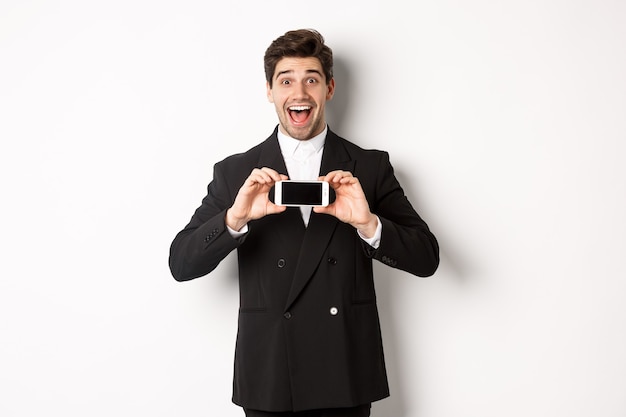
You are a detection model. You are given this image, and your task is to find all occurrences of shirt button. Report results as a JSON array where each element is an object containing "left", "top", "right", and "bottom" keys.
[
  {"left": 277, "top": 259, "right": 286, "bottom": 268},
  {"left": 330, "top": 307, "right": 338, "bottom": 316},
  {"left": 284, "top": 312, "right": 292, "bottom": 319}
]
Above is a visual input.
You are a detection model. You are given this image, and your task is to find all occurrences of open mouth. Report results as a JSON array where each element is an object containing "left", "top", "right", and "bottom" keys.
[{"left": 288, "top": 105, "right": 312, "bottom": 125}]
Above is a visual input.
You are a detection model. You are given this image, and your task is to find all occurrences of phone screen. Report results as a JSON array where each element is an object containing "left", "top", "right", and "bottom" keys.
[{"left": 281, "top": 182, "right": 323, "bottom": 205}]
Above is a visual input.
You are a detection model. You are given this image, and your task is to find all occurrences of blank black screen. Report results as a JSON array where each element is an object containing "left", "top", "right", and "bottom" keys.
[{"left": 281, "top": 182, "right": 322, "bottom": 205}]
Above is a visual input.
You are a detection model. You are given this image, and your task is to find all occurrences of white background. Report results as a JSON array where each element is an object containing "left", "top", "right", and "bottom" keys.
[{"left": 2, "top": 1, "right": 625, "bottom": 416}]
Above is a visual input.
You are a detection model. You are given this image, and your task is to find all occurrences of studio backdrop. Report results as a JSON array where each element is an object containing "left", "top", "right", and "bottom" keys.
[{"left": 1, "top": 1, "right": 625, "bottom": 416}]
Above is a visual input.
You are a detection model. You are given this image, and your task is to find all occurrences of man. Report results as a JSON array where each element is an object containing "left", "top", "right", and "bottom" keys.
[{"left": 169, "top": 29, "right": 439, "bottom": 417}]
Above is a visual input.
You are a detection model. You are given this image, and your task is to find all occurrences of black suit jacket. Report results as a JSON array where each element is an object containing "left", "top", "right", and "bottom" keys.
[{"left": 169, "top": 127, "right": 439, "bottom": 412}]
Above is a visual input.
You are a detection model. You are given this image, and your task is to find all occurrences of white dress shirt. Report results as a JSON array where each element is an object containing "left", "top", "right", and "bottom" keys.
[{"left": 277, "top": 128, "right": 326, "bottom": 226}]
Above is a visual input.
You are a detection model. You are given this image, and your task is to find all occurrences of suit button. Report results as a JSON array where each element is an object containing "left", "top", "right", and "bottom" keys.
[
  {"left": 277, "top": 259, "right": 286, "bottom": 268},
  {"left": 205, "top": 229, "right": 219, "bottom": 242},
  {"left": 284, "top": 312, "right": 292, "bottom": 319},
  {"left": 330, "top": 307, "right": 338, "bottom": 316},
  {"left": 327, "top": 257, "right": 337, "bottom": 265},
  {"left": 382, "top": 256, "right": 397, "bottom": 267}
]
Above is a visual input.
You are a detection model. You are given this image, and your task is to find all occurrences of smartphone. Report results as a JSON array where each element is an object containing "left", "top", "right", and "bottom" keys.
[{"left": 273, "top": 180, "right": 330, "bottom": 207}]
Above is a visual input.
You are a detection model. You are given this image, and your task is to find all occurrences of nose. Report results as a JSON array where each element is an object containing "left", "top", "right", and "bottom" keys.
[{"left": 293, "top": 81, "right": 309, "bottom": 99}]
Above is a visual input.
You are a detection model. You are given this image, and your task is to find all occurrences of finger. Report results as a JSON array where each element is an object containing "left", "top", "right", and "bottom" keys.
[
  {"left": 339, "top": 176, "right": 358, "bottom": 184},
  {"left": 267, "top": 203, "right": 288, "bottom": 215},
  {"left": 312, "top": 204, "right": 333, "bottom": 216},
  {"left": 249, "top": 168, "right": 277, "bottom": 185},
  {"left": 322, "top": 170, "right": 352, "bottom": 183},
  {"left": 259, "top": 167, "right": 286, "bottom": 182}
]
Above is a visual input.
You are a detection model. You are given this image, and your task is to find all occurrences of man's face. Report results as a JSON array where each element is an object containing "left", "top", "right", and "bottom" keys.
[{"left": 266, "top": 57, "right": 335, "bottom": 140}]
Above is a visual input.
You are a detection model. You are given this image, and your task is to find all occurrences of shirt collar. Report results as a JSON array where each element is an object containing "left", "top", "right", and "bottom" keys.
[{"left": 277, "top": 125, "right": 327, "bottom": 157}]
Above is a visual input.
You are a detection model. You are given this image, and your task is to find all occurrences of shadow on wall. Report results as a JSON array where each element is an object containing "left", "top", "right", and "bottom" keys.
[
  {"left": 326, "top": 56, "right": 352, "bottom": 135},
  {"left": 372, "top": 263, "right": 409, "bottom": 417},
  {"left": 393, "top": 168, "right": 470, "bottom": 283}
]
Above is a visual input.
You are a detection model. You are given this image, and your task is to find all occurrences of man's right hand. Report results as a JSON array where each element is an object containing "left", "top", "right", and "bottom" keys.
[{"left": 225, "top": 167, "right": 288, "bottom": 232}]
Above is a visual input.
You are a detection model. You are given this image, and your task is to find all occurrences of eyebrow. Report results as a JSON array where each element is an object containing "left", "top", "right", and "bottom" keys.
[{"left": 275, "top": 69, "right": 323, "bottom": 79}]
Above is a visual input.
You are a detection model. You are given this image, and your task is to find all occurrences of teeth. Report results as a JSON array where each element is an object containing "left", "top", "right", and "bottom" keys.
[{"left": 289, "top": 106, "right": 311, "bottom": 111}]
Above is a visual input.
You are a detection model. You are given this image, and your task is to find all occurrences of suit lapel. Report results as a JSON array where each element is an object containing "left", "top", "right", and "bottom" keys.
[
  {"left": 257, "top": 129, "right": 289, "bottom": 175},
  {"left": 284, "top": 130, "right": 356, "bottom": 311},
  {"left": 318, "top": 130, "right": 356, "bottom": 179}
]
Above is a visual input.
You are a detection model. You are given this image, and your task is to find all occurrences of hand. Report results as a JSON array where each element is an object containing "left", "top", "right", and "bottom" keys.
[
  {"left": 314, "top": 170, "right": 378, "bottom": 238},
  {"left": 226, "top": 167, "right": 288, "bottom": 231}
]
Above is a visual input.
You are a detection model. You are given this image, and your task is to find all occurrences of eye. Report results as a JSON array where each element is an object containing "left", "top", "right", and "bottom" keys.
[
  {"left": 307, "top": 78, "right": 317, "bottom": 84},
  {"left": 280, "top": 79, "right": 291, "bottom": 85}
]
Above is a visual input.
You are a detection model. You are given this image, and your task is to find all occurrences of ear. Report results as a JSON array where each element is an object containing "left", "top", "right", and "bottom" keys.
[
  {"left": 326, "top": 78, "right": 335, "bottom": 101},
  {"left": 266, "top": 81, "right": 274, "bottom": 103}
]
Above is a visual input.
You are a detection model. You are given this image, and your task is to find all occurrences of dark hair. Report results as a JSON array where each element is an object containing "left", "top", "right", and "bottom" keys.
[{"left": 264, "top": 29, "right": 333, "bottom": 88}]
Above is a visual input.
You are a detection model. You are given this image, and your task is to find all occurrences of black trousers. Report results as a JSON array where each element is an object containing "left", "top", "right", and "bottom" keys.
[{"left": 244, "top": 404, "right": 371, "bottom": 417}]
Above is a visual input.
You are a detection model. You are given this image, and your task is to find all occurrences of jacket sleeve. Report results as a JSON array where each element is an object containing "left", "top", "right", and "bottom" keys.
[
  {"left": 366, "top": 152, "right": 439, "bottom": 277},
  {"left": 168, "top": 162, "right": 244, "bottom": 281}
]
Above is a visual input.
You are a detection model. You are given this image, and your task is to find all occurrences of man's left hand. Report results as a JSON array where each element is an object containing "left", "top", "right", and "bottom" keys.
[{"left": 314, "top": 170, "right": 378, "bottom": 238}]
